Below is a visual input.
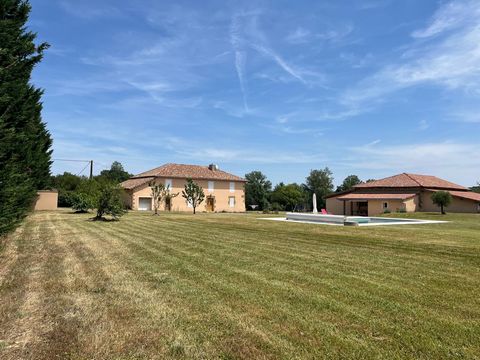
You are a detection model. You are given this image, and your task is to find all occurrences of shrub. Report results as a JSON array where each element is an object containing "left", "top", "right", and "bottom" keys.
[
  {"left": 270, "top": 202, "right": 283, "bottom": 213},
  {"left": 58, "top": 191, "right": 74, "bottom": 207},
  {"left": 383, "top": 209, "right": 391, "bottom": 214},
  {"left": 71, "top": 193, "right": 95, "bottom": 213},
  {"left": 94, "top": 184, "right": 126, "bottom": 220}
]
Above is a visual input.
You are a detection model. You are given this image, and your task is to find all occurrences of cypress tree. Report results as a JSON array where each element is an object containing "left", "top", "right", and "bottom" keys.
[{"left": 0, "top": 0, "right": 52, "bottom": 235}]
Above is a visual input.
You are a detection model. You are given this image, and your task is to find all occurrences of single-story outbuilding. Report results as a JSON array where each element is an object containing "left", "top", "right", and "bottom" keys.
[
  {"left": 326, "top": 173, "right": 480, "bottom": 216},
  {"left": 34, "top": 190, "right": 58, "bottom": 211},
  {"left": 121, "top": 163, "right": 246, "bottom": 212}
]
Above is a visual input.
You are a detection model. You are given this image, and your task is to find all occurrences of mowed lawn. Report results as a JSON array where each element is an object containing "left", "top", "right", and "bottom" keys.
[{"left": 1, "top": 211, "right": 479, "bottom": 359}]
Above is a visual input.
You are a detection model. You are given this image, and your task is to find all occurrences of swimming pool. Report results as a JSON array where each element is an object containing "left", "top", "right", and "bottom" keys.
[{"left": 262, "top": 213, "right": 448, "bottom": 226}]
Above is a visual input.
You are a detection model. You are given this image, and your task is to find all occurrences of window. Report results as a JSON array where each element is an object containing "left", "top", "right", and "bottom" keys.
[
  {"left": 208, "top": 181, "right": 214, "bottom": 192},
  {"left": 229, "top": 182, "right": 235, "bottom": 193},
  {"left": 165, "top": 179, "right": 172, "bottom": 191},
  {"left": 229, "top": 196, "right": 235, "bottom": 208},
  {"left": 383, "top": 202, "right": 388, "bottom": 209}
]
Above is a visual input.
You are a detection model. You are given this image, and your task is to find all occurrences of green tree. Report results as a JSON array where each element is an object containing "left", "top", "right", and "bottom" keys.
[
  {"left": 71, "top": 178, "right": 104, "bottom": 213},
  {"left": 471, "top": 182, "right": 480, "bottom": 194},
  {"left": 0, "top": 0, "right": 52, "bottom": 235},
  {"left": 245, "top": 171, "right": 272, "bottom": 211},
  {"left": 431, "top": 191, "right": 452, "bottom": 215},
  {"left": 94, "top": 183, "right": 126, "bottom": 220},
  {"left": 270, "top": 183, "right": 306, "bottom": 211},
  {"left": 304, "top": 168, "right": 334, "bottom": 209},
  {"left": 336, "top": 175, "right": 362, "bottom": 192},
  {"left": 182, "top": 178, "right": 205, "bottom": 214},
  {"left": 71, "top": 193, "right": 95, "bottom": 213},
  {"left": 51, "top": 172, "right": 85, "bottom": 206},
  {"left": 98, "top": 161, "right": 131, "bottom": 183}
]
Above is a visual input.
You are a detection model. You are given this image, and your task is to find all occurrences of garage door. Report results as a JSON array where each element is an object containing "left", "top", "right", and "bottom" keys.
[{"left": 138, "top": 197, "right": 152, "bottom": 211}]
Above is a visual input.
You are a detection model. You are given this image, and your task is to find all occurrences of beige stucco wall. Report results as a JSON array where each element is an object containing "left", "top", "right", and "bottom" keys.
[
  {"left": 129, "top": 177, "right": 246, "bottom": 212},
  {"left": 404, "top": 196, "right": 418, "bottom": 212},
  {"left": 420, "top": 191, "right": 479, "bottom": 213},
  {"left": 326, "top": 197, "right": 344, "bottom": 215},
  {"left": 326, "top": 197, "right": 416, "bottom": 216},
  {"left": 34, "top": 190, "right": 58, "bottom": 211},
  {"left": 367, "top": 199, "right": 405, "bottom": 216},
  {"left": 327, "top": 190, "right": 479, "bottom": 215}
]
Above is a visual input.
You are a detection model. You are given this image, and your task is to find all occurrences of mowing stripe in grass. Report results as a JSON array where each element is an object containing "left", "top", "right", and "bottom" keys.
[
  {"left": 3, "top": 211, "right": 478, "bottom": 359},
  {"left": 72, "top": 215, "right": 472, "bottom": 358},
  {"left": 116, "top": 217, "right": 480, "bottom": 318},
  {"left": 72, "top": 219, "right": 297, "bottom": 358}
]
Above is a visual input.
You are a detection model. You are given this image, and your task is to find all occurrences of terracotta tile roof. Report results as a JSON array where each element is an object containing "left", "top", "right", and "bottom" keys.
[
  {"left": 336, "top": 193, "right": 417, "bottom": 201},
  {"left": 121, "top": 177, "right": 155, "bottom": 190},
  {"left": 121, "top": 163, "right": 246, "bottom": 190},
  {"left": 354, "top": 173, "right": 467, "bottom": 190},
  {"left": 426, "top": 189, "right": 480, "bottom": 202}
]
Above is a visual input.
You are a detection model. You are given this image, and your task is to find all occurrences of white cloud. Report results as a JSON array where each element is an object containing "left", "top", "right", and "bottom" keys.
[
  {"left": 286, "top": 24, "right": 353, "bottom": 45},
  {"left": 44, "top": 77, "right": 130, "bottom": 96},
  {"left": 59, "top": 1, "right": 123, "bottom": 20},
  {"left": 412, "top": 0, "right": 480, "bottom": 38},
  {"left": 276, "top": 115, "right": 290, "bottom": 124},
  {"left": 276, "top": 126, "right": 323, "bottom": 136},
  {"left": 358, "top": 0, "right": 392, "bottom": 10},
  {"left": 229, "top": 10, "right": 313, "bottom": 107},
  {"left": 230, "top": 12, "right": 252, "bottom": 112},
  {"left": 175, "top": 146, "right": 328, "bottom": 164},
  {"left": 211, "top": 101, "right": 251, "bottom": 118},
  {"left": 251, "top": 43, "right": 306, "bottom": 83},
  {"left": 340, "top": 1, "right": 480, "bottom": 111},
  {"left": 51, "top": 139, "right": 147, "bottom": 176},
  {"left": 364, "top": 139, "right": 382, "bottom": 147},
  {"left": 163, "top": 136, "right": 327, "bottom": 164},
  {"left": 316, "top": 24, "right": 354, "bottom": 41},
  {"left": 340, "top": 52, "right": 374, "bottom": 68},
  {"left": 286, "top": 27, "right": 311, "bottom": 44},
  {"left": 234, "top": 50, "right": 249, "bottom": 111},
  {"left": 450, "top": 110, "right": 480, "bottom": 123},
  {"left": 344, "top": 141, "right": 480, "bottom": 185},
  {"left": 418, "top": 119, "right": 430, "bottom": 131}
]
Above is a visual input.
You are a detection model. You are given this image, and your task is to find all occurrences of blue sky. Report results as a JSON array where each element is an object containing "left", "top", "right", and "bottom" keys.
[{"left": 29, "top": 0, "right": 480, "bottom": 186}]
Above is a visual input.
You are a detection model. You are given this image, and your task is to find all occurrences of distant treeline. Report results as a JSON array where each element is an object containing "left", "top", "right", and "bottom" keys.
[
  {"left": 245, "top": 171, "right": 480, "bottom": 212},
  {"left": 51, "top": 161, "right": 131, "bottom": 207},
  {"left": 244, "top": 170, "right": 374, "bottom": 212}
]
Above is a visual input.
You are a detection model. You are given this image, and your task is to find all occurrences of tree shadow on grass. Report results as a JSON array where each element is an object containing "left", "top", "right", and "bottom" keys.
[
  {"left": 87, "top": 217, "right": 119, "bottom": 222},
  {"left": 65, "top": 210, "right": 91, "bottom": 215}
]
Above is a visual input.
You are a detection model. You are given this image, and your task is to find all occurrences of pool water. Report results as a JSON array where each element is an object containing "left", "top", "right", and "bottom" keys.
[{"left": 281, "top": 213, "right": 447, "bottom": 226}]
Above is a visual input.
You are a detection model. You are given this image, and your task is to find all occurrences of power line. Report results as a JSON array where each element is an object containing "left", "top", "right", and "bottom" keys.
[
  {"left": 53, "top": 158, "right": 91, "bottom": 163},
  {"left": 53, "top": 158, "right": 94, "bottom": 179},
  {"left": 76, "top": 162, "right": 91, "bottom": 177}
]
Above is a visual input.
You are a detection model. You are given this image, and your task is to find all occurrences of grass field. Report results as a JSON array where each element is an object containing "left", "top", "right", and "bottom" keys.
[{"left": 1, "top": 210, "right": 479, "bottom": 359}]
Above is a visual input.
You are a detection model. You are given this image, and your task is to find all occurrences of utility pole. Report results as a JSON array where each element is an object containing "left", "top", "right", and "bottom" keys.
[{"left": 89, "top": 160, "right": 93, "bottom": 180}]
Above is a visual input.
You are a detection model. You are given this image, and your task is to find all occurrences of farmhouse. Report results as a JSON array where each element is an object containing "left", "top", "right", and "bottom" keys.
[
  {"left": 326, "top": 173, "right": 480, "bottom": 216},
  {"left": 121, "top": 163, "right": 246, "bottom": 212}
]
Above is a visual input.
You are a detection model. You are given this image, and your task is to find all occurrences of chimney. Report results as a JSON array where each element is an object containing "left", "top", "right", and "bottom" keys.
[{"left": 208, "top": 164, "right": 219, "bottom": 171}]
